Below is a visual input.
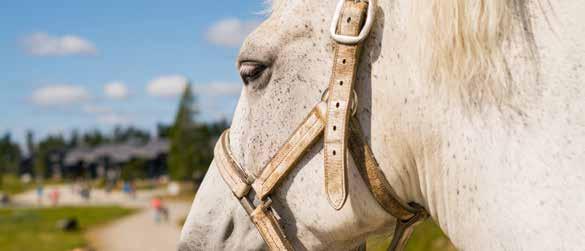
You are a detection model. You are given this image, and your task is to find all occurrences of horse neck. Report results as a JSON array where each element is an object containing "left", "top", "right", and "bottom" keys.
[
  {"left": 367, "top": 1, "right": 585, "bottom": 249},
  {"left": 361, "top": 1, "right": 518, "bottom": 247}
]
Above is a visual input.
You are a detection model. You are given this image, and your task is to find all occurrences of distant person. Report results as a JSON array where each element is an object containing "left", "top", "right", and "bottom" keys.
[
  {"left": 36, "top": 185, "right": 44, "bottom": 205},
  {"left": 80, "top": 184, "right": 91, "bottom": 201},
  {"left": 151, "top": 197, "right": 169, "bottom": 223},
  {"left": 106, "top": 169, "right": 117, "bottom": 194},
  {"left": 105, "top": 181, "right": 113, "bottom": 194},
  {"left": 49, "top": 188, "right": 60, "bottom": 207},
  {"left": 125, "top": 180, "right": 136, "bottom": 199},
  {"left": 123, "top": 181, "right": 131, "bottom": 196},
  {"left": 130, "top": 181, "right": 137, "bottom": 199}
]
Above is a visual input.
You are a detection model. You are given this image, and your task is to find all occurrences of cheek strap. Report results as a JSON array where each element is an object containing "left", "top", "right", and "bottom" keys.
[{"left": 213, "top": 1, "right": 427, "bottom": 250}]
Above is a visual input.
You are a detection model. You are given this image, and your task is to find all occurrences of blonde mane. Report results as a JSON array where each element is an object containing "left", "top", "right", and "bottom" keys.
[
  {"left": 264, "top": 0, "right": 538, "bottom": 106},
  {"left": 412, "top": 0, "right": 537, "bottom": 106}
]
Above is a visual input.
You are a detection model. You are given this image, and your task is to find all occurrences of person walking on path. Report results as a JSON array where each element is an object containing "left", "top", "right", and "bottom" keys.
[
  {"left": 36, "top": 184, "right": 44, "bottom": 205},
  {"left": 150, "top": 197, "right": 169, "bottom": 223},
  {"left": 123, "top": 181, "right": 135, "bottom": 199},
  {"left": 49, "top": 188, "right": 60, "bottom": 207}
]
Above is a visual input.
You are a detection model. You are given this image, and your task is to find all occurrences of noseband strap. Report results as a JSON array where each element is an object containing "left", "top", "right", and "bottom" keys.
[
  {"left": 215, "top": 102, "right": 328, "bottom": 250},
  {"left": 213, "top": 0, "right": 428, "bottom": 250}
]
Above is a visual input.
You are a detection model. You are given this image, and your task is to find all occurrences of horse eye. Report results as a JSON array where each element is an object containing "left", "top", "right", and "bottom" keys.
[{"left": 239, "top": 61, "right": 268, "bottom": 86}]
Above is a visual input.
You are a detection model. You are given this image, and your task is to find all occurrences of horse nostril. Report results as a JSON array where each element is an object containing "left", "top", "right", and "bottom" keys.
[
  {"left": 221, "top": 217, "right": 235, "bottom": 241},
  {"left": 239, "top": 61, "right": 267, "bottom": 85}
]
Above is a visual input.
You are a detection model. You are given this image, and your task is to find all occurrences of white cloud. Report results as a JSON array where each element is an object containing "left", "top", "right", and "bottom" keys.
[
  {"left": 31, "top": 85, "right": 90, "bottom": 106},
  {"left": 147, "top": 75, "right": 188, "bottom": 98},
  {"left": 82, "top": 104, "right": 112, "bottom": 114},
  {"left": 81, "top": 104, "right": 129, "bottom": 126},
  {"left": 194, "top": 81, "right": 241, "bottom": 96},
  {"left": 104, "top": 81, "right": 129, "bottom": 100},
  {"left": 97, "top": 113, "right": 130, "bottom": 125},
  {"left": 23, "top": 32, "right": 97, "bottom": 56},
  {"left": 206, "top": 18, "right": 261, "bottom": 47}
]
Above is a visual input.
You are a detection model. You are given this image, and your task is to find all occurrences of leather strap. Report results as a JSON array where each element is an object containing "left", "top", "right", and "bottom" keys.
[
  {"left": 386, "top": 204, "right": 427, "bottom": 251},
  {"left": 215, "top": 103, "right": 328, "bottom": 251},
  {"left": 324, "top": 0, "right": 368, "bottom": 210},
  {"left": 348, "top": 117, "right": 429, "bottom": 250},
  {"left": 253, "top": 102, "right": 328, "bottom": 199},
  {"left": 216, "top": 131, "right": 294, "bottom": 250},
  {"left": 250, "top": 199, "right": 294, "bottom": 250},
  {"left": 215, "top": 130, "right": 251, "bottom": 199},
  {"left": 216, "top": 116, "right": 427, "bottom": 251},
  {"left": 212, "top": 1, "right": 428, "bottom": 250},
  {"left": 348, "top": 117, "right": 416, "bottom": 221}
]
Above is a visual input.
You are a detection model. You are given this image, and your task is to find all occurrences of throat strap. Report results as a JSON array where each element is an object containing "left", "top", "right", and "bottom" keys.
[
  {"left": 348, "top": 117, "right": 429, "bottom": 250},
  {"left": 348, "top": 117, "right": 419, "bottom": 221},
  {"left": 214, "top": 115, "right": 427, "bottom": 251}
]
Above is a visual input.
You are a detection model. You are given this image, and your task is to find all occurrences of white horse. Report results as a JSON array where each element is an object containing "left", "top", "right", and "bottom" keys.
[{"left": 180, "top": 0, "right": 585, "bottom": 250}]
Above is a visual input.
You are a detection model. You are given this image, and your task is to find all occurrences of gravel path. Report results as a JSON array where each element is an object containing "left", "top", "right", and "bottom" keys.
[
  {"left": 87, "top": 201, "right": 190, "bottom": 251},
  {"left": 12, "top": 184, "right": 164, "bottom": 208},
  {"left": 12, "top": 184, "right": 193, "bottom": 251}
]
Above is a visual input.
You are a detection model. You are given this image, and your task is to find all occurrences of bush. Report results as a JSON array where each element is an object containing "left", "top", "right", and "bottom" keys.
[{"left": 120, "top": 158, "right": 148, "bottom": 181}]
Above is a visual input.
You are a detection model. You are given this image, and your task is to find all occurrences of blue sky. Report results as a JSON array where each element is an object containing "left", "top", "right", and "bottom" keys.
[{"left": 0, "top": 0, "right": 267, "bottom": 143}]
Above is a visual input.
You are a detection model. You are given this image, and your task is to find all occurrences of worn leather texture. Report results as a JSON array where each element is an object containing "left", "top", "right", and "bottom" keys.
[
  {"left": 211, "top": 1, "right": 427, "bottom": 250},
  {"left": 215, "top": 130, "right": 251, "bottom": 199},
  {"left": 324, "top": 0, "right": 368, "bottom": 210},
  {"left": 250, "top": 202, "right": 294, "bottom": 250},
  {"left": 348, "top": 118, "right": 415, "bottom": 221},
  {"left": 253, "top": 102, "right": 327, "bottom": 199}
]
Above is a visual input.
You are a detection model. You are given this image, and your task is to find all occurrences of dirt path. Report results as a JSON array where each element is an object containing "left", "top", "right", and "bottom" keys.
[
  {"left": 13, "top": 184, "right": 193, "bottom": 251},
  {"left": 12, "top": 184, "right": 164, "bottom": 208},
  {"left": 87, "top": 201, "right": 190, "bottom": 251}
]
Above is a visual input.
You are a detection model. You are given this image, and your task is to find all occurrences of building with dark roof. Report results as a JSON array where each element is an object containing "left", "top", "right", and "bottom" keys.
[{"left": 63, "top": 139, "right": 169, "bottom": 180}]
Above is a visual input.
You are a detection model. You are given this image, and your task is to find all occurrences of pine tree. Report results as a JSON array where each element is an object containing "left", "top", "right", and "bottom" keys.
[
  {"left": 168, "top": 82, "right": 203, "bottom": 180},
  {"left": 0, "top": 133, "right": 22, "bottom": 175},
  {"left": 0, "top": 133, "right": 22, "bottom": 187}
]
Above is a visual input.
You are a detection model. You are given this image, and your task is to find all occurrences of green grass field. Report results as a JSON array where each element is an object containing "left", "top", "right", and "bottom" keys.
[
  {"left": 0, "top": 174, "right": 65, "bottom": 195},
  {"left": 368, "top": 220, "right": 456, "bottom": 251},
  {"left": 0, "top": 174, "right": 30, "bottom": 195},
  {"left": 0, "top": 206, "right": 135, "bottom": 251}
]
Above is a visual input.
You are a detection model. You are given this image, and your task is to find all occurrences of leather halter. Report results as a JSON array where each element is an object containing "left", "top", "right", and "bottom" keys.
[{"left": 213, "top": 0, "right": 428, "bottom": 250}]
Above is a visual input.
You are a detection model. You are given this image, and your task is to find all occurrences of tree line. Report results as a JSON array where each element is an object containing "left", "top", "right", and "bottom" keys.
[
  {"left": 167, "top": 83, "right": 228, "bottom": 181},
  {"left": 0, "top": 83, "right": 228, "bottom": 185}
]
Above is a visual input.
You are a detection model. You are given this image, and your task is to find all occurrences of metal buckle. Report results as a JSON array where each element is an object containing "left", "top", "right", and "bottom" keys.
[
  {"left": 239, "top": 188, "right": 273, "bottom": 216},
  {"left": 330, "top": 0, "right": 377, "bottom": 45},
  {"left": 388, "top": 203, "right": 428, "bottom": 251}
]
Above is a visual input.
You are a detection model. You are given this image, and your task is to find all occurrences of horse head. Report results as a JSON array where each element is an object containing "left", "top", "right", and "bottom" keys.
[{"left": 181, "top": 0, "right": 585, "bottom": 250}]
